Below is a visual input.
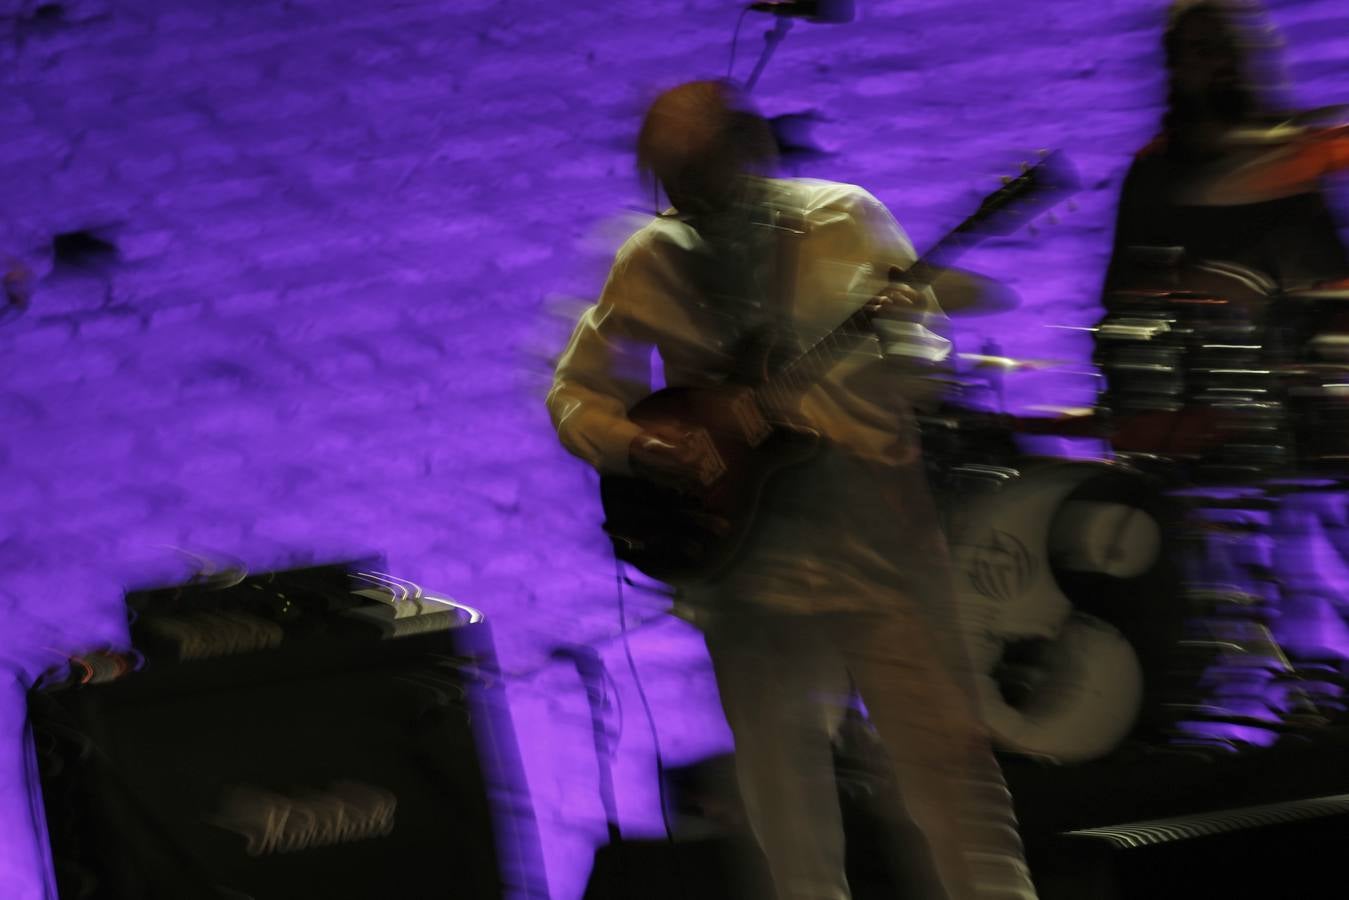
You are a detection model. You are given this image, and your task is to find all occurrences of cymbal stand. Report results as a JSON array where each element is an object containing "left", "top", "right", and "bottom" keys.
[{"left": 743, "top": 16, "right": 792, "bottom": 94}]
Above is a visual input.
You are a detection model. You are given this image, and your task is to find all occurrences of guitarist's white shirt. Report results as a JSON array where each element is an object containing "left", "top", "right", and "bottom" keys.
[
  {"left": 549, "top": 178, "right": 956, "bottom": 614},
  {"left": 549, "top": 179, "right": 950, "bottom": 473}
]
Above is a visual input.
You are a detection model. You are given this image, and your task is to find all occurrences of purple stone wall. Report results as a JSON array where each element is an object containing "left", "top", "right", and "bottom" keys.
[{"left": 1, "top": 1, "right": 1346, "bottom": 897}]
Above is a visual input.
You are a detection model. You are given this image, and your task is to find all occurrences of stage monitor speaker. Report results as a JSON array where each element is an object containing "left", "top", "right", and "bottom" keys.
[
  {"left": 1035, "top": 793, "right": 1349, "bottom": 900},
  {"left": 25, "top": 561, "right": 545, "bottom": 900}
]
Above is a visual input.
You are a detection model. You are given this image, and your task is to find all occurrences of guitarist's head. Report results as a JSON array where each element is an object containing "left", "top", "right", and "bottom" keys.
[{"left": 636, "top": 80, "right": 777, "bottom": 222}]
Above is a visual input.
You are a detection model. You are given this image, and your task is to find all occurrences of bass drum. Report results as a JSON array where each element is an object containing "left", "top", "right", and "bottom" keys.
[{"left": 944, "top": 459, "right": 1186, "bottom": 763}]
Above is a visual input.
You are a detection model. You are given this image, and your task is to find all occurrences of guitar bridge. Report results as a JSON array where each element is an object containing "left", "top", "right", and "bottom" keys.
[{"left": 685, "top": 428, "right": 728, "bottom": 486}]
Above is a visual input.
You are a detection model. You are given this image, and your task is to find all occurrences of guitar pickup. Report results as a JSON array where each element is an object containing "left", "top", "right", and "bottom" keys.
[
  {"left": 729, "top": 392, "right": 772, "bottom": 447},
  {"left": 685, "top": 428, "right": 728, "bottom": 487}
]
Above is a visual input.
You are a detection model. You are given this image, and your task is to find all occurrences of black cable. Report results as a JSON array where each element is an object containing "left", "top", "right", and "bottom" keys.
[
  {"left": 726, "top": 5, "right": 754, "bottom": 81},
  {"left": 601, "top": 658, "right": 626, "bottom": 751}
]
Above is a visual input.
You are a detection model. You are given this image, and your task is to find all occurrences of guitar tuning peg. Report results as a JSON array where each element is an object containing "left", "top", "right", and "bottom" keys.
[
  {"left": 1020, "top": 162, "right": 1030, "bottom": 173},
  {"left": 1046, "top": 213, "right": 1058, "bottom": 226},
  {"left": 1000, "top": 176, "right": 1012, "bottom": 186},
  {"left": 1037, "top": 148, "right": 1049, "bottom": 157}
]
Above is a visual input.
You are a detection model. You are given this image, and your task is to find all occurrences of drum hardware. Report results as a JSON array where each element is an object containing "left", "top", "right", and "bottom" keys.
[
  {"left": 947, "top": 461, "right": 1020, "bottom": 487},
  {"left": 956, "top": 351, "right": 1062, "bottom": 372},
  {"left": 1263, "top": 288, "right": 1349, "bottom": 469},
  {"left": 1159, "top": 481, "right": 1349, "bottom": 748},
  {"left": 917, "top": 414, "right": 1021, "bottom": 503},
  {"left": 1164, "top": 734, "right": 1245, "bottom": 754},
  {"left": 1169, "top": 695, "right": 1328, "bottom": 734},
  {"left": 1091, "top": 269, "right": 1349, "bottom": 476},
  {"left": 930, "top": 323, "right": 1349, "bottom": 759},
  {"left": 1160, "top": 709, "right": 1325, "bottom": 751},
  {"left": 1125, "top": 477, "right": 1345, "bottom": 750},
  {"left": 1167, "top": 485, "right": 1273, "bottom": 509},
  {"left": 1135, "top": 618, "right": 1248, "bottom": 748},
  {"left": 1279, "top": 661, "right": 1349, "bottom": 718}
]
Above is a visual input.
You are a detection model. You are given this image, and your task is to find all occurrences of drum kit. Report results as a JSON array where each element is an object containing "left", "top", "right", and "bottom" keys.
[{"left": 924, "top": 120, "right": 1349, "bottom": 764}]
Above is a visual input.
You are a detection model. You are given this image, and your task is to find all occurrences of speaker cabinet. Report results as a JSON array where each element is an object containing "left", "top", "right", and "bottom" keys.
[{"left": 26, "top": 563, "right": 544, "bottom": 900}]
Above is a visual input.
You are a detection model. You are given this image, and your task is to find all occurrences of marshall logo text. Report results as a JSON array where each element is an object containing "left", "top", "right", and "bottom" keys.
[{"left": 207, "top": 781, "right": 397, "bottom": 856}]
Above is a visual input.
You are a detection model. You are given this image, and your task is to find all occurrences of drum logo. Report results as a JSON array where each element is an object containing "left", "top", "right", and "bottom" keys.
[
  {"left": 968, "top": 529, "right": 1035, "bottom": 604},
  {"left": 206, "top": 781, "right": 397, "bottom": 856}
]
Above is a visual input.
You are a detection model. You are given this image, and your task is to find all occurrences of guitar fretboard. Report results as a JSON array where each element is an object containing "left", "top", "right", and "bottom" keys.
[
  {"left": 752, "top": 230, "right": 975, "bottom": 416},
  {"left": 746, "top": 151, "right": 1071, "bottom": 417}
]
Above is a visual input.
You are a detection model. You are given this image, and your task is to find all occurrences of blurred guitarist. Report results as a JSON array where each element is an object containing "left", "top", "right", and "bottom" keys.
[{"left": 547, "top": 80, "right": 1035, "bottom": 900}]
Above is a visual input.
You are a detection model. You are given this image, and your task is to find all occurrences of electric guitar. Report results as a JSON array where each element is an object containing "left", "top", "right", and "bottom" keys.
[{"left": 600, "top": 153, "right": 1077, "bottom": 583}]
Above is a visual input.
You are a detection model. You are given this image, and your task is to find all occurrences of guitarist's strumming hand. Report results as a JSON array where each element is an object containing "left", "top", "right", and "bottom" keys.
[{"left": 628, "top": 424, "right": 723, "bottom": 493}]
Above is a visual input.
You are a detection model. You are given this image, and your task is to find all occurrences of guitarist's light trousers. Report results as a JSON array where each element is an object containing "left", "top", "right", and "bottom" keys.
[
  {"left": 684, "top": 446, "right": 1037, "bottom": 900},
  {"left": 702, "top": 604, "right": 1036, "bottom": 900},
  {"left": 696, "top": 496, "right": 1030, "bottom": 900}
]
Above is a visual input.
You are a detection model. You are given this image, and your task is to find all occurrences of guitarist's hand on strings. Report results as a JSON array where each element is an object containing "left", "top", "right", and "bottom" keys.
[
  {"left": 866, "top": 272, "right": 924, "bottom": 319},
  {"left": 628, "top": 424, "right": 720, "bottom": 494}
]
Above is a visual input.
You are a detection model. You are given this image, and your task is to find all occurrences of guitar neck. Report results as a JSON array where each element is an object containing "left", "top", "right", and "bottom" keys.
[
  {"left": 753, "top": 222, "right": 978, "bottom": 411},
  {"left": 749, "top": 149, "right": 1076, "bottom": 413}
]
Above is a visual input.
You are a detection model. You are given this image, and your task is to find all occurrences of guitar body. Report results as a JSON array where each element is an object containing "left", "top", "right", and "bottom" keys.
[{"left": 599, "top": 385, "right": 820, "bottom": 583}]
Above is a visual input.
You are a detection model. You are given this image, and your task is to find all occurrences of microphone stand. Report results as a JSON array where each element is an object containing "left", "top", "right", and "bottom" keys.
[{"left": 742, "top": 15, "right": 792, "bottom": 94}]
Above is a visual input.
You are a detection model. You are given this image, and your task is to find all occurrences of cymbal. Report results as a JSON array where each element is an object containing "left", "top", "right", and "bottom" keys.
[
  {"left": 927, "top": 266, "right": 1020, "bottom": 317},
  {"left": 1185, "top": 125, "right": 1349, "bottom": 206},
  {"left": 956, "top": 352, "right": 1063, "bottom": 372}
]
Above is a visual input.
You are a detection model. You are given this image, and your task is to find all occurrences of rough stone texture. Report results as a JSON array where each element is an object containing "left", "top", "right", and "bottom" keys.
[{"left": 0, "top": 1, "right": 1346, "bottom": 897}]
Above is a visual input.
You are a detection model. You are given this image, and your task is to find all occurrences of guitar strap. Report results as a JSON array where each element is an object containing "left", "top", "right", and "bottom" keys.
[
  {"left": 700, "top": 191, "right": 808, "bottom": 378},
  {"left": 762, "top": 201, "right": 809, "bottom": 371}
]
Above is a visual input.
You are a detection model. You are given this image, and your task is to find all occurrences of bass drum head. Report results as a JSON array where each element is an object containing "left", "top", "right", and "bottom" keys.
[
  {"left": 984, "top": 612, "right": 1144, "bottom": 763},
  {"left": 947, "top": 460, "right": 1188, "bottom": 762},
  {"left": 1048, "top": 464, "right": 1189, "bottom": 744}
]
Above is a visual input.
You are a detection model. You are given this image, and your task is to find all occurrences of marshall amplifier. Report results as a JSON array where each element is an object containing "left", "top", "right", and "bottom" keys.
[{"left": 26, "top": 562, "right": 545, "bottom": 900}]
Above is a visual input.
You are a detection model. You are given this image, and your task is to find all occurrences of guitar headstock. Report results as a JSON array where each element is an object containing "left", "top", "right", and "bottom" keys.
[{"left": 962, "top": 150, "right": 1080, "bottom": 236}]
